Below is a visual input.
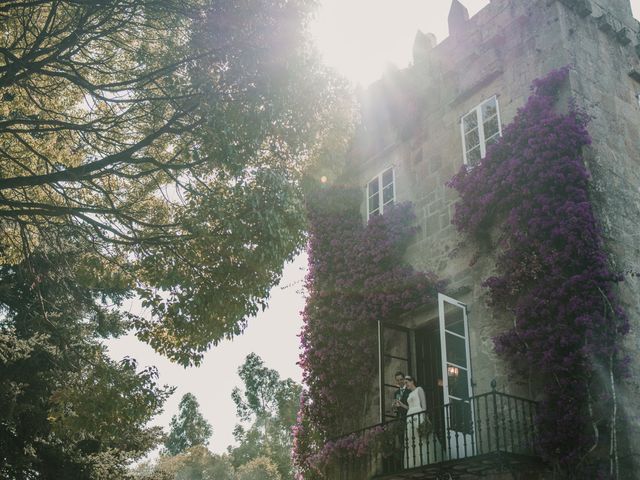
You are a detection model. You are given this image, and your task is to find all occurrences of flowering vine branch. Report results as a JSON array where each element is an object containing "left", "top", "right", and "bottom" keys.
[
  {"left": 293, "top": 187, "right": 439, "bottom": 478},
  {"left": 449, "top": 67, "right": 628, "bottom": 477}
]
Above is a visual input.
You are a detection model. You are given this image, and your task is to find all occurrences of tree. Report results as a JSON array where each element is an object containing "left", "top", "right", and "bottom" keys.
[
  {"left": 230, "top": 354, "right": 302, "bottom": 479},
  {"left": 0, "top": 0, "right": 353, "bottom": 365},
  {"left": 228, "top": 425, "right": 264, "bottom": 475},
  {"left": 236, "top": 456, "right": 281, "bottom": 480},
  {"left": 0, "top": 251, "right": 172, "bottom": 479},
  {"left": 202, "top": 453, "right": 235, "bottom": 480},
  {"left": 232, "top": 353, "right": 282, "bottom": 428},
  {"left": 164, "top": 393, "right": 212, "bottom": 456},
  {"left": 133, "top": 446, "right": 235, "bottom": 480}
]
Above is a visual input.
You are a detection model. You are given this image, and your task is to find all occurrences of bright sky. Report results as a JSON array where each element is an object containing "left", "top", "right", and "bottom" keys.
[
  {"left": 107, "top": 0, "right": 640, "bottom": 457},
  {"left": 106, "top": 254, "right": 307, "bottom": 456},
  {"left": 310, "top": 0, "right": 490, "bottom": 86},
  {"left": 311, "top": 0, "right": 640, "bottom": 86}
]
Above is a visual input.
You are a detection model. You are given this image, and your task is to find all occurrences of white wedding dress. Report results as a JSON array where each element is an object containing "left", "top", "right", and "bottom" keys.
[{"left": 405, "top": 386, "right": 440, "bottom": 468}]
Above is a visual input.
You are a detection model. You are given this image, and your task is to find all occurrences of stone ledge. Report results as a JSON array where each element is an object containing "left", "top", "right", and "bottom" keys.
[
  {"left": 557, "top": 0, "right": 637, "bottom": 49},
  {"left": 616, "top": 26, "right": 632, "bottom": 45},
  {"left": 449, "top": 69, "right": 504, "bottom": 107},
  {"left": 628, "top": 68, "right": 640, "bottom": 83},
  {"left": 557, "top": 0, "right": 592, "bottom": 17}
]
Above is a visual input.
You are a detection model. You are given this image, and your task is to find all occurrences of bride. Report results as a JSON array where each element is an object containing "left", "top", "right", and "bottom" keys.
[{"left": 397, "top": 376, "right": 440, "bottom": 468}]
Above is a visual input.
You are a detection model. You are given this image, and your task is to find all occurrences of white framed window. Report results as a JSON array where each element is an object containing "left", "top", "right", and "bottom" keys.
[
  {"left": 366, "top": 167, "right": 395, "bottom": 219},
  {"left": 460, "top": 95, "right": 502, "bottom": 165}
]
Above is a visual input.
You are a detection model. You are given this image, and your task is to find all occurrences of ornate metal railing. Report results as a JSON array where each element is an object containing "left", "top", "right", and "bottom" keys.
[{"left": 330, "top": 389, "right": 540, "bottom": 479}]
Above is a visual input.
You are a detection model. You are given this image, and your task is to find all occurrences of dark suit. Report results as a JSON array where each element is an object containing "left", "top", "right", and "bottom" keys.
[
  {"left": 388, "top": 386, "right": 410, "bottom": 472},
  {"left": 394, "top": 386, "right": 410, "bottom": 418}
]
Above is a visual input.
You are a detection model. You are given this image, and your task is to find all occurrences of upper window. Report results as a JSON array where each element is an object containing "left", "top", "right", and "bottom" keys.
[
  {"left": 460, "top": 96, "right": 502, "bottom": 165},
  {"left": 367, "top": 168, "right": 395, "bottom": 219}
]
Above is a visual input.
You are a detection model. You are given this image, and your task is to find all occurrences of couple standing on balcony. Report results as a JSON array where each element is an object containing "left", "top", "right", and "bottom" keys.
[{"left": 393, "top": 372, "right": 441, "bottom": 468}]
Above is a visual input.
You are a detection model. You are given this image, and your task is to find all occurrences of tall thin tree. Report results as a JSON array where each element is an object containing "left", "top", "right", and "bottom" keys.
[{"left": 164, "top": 393, "right": 212, "bottom": 456}]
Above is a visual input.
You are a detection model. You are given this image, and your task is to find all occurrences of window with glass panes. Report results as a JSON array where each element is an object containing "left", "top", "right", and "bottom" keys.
[
  {"left": 461, "top": 96, "right": 501, "bottom": 165},
  {"left": 367, "top": 168, "right": 395, "bottom": 219}
]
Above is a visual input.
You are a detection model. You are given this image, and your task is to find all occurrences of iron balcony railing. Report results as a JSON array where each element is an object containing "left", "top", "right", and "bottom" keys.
[{"left": 330, "top": 388, "right": 539, "bottom": 480}]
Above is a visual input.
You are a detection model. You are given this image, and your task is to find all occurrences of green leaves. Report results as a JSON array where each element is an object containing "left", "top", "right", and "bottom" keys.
[
  {"left": 0, "top": 253, "right": 171, "bottom": 479},
  {"left": 230, "top": 353, "right": 302, "bottom": 479},
  {"left": 134, "top": 446, "right": 236, "bottom": 480},
  {"left": 0, "top": 0, "right": 352, "bottom": 365},
  {"left": 237, "top": 456, "right": 282, "bottom": 480},
  {"left": 133, "top": 168, "right": 308, "bottom": 365},
  {"left": 234, "top": 353, "right": 284, "bottom": 422},
  {"left": 164, "top": 393, "right": 212, "bottom": 456}
]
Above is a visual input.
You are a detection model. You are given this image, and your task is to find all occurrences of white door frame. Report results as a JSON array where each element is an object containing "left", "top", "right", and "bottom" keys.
[{"left": 438, "top": 293, "right": 474, "bottom": 458}]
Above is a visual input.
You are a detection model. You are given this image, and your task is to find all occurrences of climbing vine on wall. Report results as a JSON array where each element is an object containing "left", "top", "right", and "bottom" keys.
[
  {"left": 293, "top": 187, "right": 439, "bottom": 478},
  {"left": 449, "top": 67, "right": 629, "bottom": 477}
]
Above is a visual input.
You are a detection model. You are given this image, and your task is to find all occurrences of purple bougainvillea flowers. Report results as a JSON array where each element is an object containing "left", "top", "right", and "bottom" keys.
[{"left": 449, "top": 66, "right": 628, "bottom": 475}]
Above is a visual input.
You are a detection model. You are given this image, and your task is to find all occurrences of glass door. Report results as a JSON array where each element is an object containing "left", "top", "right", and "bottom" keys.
[{"left": 438, "top": 293, "right": 474, "bottom": 458}]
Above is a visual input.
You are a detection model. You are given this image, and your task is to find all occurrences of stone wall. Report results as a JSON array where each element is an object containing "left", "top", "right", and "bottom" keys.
[{"left": 559, "top": 0, "right": 640, "bottom": 473}]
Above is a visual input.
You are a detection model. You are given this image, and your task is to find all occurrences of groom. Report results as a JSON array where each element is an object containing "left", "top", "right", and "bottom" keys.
[
  {"left": 393, "top": 371, "right": 409, "bottom": 418},
  {"left": 389, "top": 371, "right": 409, "bottom": 471}
]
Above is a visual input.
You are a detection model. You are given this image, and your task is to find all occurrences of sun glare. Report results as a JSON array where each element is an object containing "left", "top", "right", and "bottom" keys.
[
  {"left": 310, "top": 0, "right": 414, "bottom": 86},
  {"left": 310, "top": 1, "right": 489, "bottom": 86}
]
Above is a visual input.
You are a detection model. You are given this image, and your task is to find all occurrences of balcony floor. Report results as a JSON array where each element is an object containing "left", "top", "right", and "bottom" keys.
[{"left": 372, "top": 451, "right": 544, "bottom": 479}]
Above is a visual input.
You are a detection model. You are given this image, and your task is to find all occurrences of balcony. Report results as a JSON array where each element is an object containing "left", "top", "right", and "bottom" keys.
[{"left": 329, "top": 389, "right": 543, "bottom": 479}]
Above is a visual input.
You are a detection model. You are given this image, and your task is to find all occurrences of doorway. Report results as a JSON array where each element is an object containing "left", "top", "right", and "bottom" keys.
[
  {"left": 415, "top": 319, "right": 445, "bottom": 438},
  {"left": 413, "top": 294, "right": 474, "bottom": 458}
]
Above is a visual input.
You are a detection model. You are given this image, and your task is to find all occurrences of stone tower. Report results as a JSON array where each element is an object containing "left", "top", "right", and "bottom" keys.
[{"left": 300, "top": 0, "right": 640, "bottom": 478}]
